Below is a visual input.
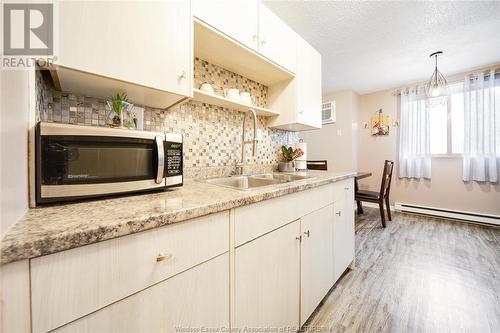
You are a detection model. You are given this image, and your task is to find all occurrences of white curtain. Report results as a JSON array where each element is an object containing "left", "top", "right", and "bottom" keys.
[
  {"left": 463, "top": 70, "right": 500, "bottom": 182},
  {"left": 399, "top": 88, "right": 431, "bottom": 179}
]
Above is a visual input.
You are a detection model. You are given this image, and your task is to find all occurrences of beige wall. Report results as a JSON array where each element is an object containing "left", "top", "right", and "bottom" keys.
[
  {"left": 303, "top": 64, "right": 500, "bottom": 216},
  {"left": 299, "top": 90, "right": 359, "bottom": 172},
  {"left": 358, "top": 89, "right": 500, "bottom": 216},
  {"left": 0, "top": 70, "right": 34, "bottom": 236}
]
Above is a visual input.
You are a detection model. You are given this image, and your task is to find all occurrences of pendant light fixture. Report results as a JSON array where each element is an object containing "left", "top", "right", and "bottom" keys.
[{"left": 425, "top": 51, "right": 448, "bottom": 98}]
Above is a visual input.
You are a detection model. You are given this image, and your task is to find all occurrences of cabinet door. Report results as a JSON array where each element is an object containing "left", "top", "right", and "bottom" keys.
[
  {"left": 57, "top": 0, "right": 191, "bottom": 96},
  {"left": 234, "top": 220, "right": 300, "bottom": 329},
  {"left": 300, "top": 204, "right": 335, "bottom": 325},
  {"left": 258, "top": 3, "right": 297, "bottom": 73},
  {"left": 193, "top": 0, "right": 259, "bottom": 51},
  {"left": 267, "top": 36, "right": 321, "bottom": 131},
  {"left": 297, "top": 37, "right": 322, "bottom": 129},
  {"left": 55, "top": 254, "right": 229, "bottom": 333},
  {"left": 333, "top": 186, "right": 355, "bottom": 283}
]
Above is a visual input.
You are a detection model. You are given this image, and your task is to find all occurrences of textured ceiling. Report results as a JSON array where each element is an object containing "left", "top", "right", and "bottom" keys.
[{"left": 263, "top": 1, "right": 500, "bottom": 94}]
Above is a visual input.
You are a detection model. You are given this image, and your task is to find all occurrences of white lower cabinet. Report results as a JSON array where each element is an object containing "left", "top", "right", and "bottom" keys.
[
  {"left": 31, "top": 212, "right": 229, "bottom": 333},
  {"left": 16, "top": 181, "right": 354, "bottom": 332},
  {"left": 55, "top": 253, "right": 229, "bottom": 333},
  {"left": 234, "top": 220, "right": 301, "bottom": 330},
  {"left": 300, "top": 204, "right": 335, "bottom": 325},
  {"left": 233, "top": 179, "right": 355, "bottom": 329},
  {"left": 333, "top": 187, "right": 356, "bottom": 282}
]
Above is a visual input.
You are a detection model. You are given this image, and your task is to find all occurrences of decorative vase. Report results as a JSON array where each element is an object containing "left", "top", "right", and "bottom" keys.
[{"left": 278, "top": 161, "right": 295, "bottom": 172}]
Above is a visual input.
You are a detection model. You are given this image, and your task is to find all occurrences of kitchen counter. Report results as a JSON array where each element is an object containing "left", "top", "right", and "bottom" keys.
[{"left": 0, "top": 170, "right": 355, "bottom": 264}]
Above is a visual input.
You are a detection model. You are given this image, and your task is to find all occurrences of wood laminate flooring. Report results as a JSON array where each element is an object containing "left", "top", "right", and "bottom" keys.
[{"left": 305, "top": 208, "right": 500, "bottom": 333}]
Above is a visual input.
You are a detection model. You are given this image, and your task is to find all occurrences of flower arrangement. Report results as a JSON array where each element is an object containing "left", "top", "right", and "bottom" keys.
[
  {"left": 281, "top": 145, "right": 304, "bottom": 162},
  {"left": 278, "top": 145, "right": 304, "bottom": 172}
]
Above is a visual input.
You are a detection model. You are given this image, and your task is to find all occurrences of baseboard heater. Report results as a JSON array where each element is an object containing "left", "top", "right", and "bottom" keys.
[{"left": 394, "top": 202, "right": 500, "bottom": 226}]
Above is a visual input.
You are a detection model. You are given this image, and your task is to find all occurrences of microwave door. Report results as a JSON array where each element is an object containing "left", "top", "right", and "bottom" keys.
[{"left": 37, "top": 131, "right": 166, "bottom": 203}]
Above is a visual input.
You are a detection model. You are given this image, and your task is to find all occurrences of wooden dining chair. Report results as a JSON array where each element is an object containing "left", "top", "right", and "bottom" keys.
[
  {"left": 355, "top": 160, "right": 394, "bottom": 227},
  {"left": 307, "top": 160, "right": 328, "bottom": 170}
]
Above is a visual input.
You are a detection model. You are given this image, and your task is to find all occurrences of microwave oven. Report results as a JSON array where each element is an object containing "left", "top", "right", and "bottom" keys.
[{"left": 35, "top": 122, "right": 183, "bottom": 204}]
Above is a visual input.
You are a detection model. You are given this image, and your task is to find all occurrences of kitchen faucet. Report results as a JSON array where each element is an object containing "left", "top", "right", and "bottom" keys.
[{"left": 235, "top": 109, "right": 258, "bottom": 175}]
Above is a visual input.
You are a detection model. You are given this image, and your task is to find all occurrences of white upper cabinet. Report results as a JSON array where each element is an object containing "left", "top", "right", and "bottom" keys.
[
  {"left": 296, "top": 36, "right": 322, "bottom": 128},
  {"left": 268, "top": 36, "right": 322, "bottom": 131},
  {"left": 258, "top": 3, "right": 297, "bottom": 73},
  {"left": 56, "top": 0, "right": 192, "bottom": 102},
  {"left": 193, "top": 0, "right": 296, "bottom": 74},
  {"left": 193, "top": 0, "right": 259, "bottom": 51}
]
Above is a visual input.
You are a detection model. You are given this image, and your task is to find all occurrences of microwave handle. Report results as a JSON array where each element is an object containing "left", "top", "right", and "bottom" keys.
[{"left": 155, "top": 136, "right": 165, "bottom": 184}]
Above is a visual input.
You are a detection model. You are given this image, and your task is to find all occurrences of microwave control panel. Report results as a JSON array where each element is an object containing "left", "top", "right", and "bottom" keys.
[{"left": 165, "top": 142, "right": 182, "bottom": 176}]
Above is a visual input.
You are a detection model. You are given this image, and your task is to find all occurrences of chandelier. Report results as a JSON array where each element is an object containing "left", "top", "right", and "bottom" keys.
[{"left": 425, "top": 51, "right": 448, "bottom": 98}]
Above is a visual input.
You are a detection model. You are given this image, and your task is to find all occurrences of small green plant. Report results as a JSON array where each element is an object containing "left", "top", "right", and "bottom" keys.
[
  {"left": 110, "top": 92, "right": 129, "bottom": 117},
  {"left": 281, "top": 145, "right": 304, "bottom": 162}
]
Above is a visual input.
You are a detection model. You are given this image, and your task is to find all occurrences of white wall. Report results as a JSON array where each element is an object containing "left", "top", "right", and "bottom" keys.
[
  {"left": 299, "top": 90, "right": 359, "bottom": 172},
  {"left": 0, "top": 70, "right": 34, "bottom": 236}
]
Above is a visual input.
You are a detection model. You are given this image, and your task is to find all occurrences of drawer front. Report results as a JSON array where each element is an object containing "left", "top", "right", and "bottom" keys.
[
  {"left": 54, "top": 253, "right": 229, "bottom": 333},
  {"left": 31, "top": 211, "right": 229, "bottom": 333},
  {"left": 332, "top": 178, "right": 354, "bottom": 202},
  {"left": 234, "top": 183, "right": 338, "bottom": 247}
]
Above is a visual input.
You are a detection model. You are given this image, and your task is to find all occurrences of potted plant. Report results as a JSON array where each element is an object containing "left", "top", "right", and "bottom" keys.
[
  {"left": 278, "top": 145, "right": 304, "bottom": 172},
  {"left": 106, "top": 93, "right": 134, "bottom": 128}
]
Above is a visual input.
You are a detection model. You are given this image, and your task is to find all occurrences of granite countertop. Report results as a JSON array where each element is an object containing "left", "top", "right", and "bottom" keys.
[{"left": 0, "top": 170, "right": 355, "bottom": 264}]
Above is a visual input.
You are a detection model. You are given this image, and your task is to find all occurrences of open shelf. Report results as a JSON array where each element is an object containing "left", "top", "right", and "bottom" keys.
[
  {"left": 194, "top": 18, "right": 294, "bottom": 87},
  {"left": 192, "top": 89, "right": 279, "bottom": 117}
]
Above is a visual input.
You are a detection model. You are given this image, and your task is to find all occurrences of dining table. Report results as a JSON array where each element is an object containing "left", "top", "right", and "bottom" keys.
[{"left": 354, "top": 171, "right": 372, "bottom": 214}]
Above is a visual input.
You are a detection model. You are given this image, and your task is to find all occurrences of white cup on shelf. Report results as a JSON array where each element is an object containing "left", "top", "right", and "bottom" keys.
[
  {"left": 224, "top": 88, "right": 240, "bottom": 102},
  {"left": 240, "top": 92, "right": 252, "bottom": 105},
  {"left": 200, "top": 82, "right": 214, "bottom": 94}
]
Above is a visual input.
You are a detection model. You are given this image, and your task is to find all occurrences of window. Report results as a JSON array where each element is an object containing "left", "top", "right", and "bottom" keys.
[
  {"left": 429, "top": 82, "right": 500, "bottom": 155},
  {"left": 429, "top": 101, "right": 447, "bottom": 154},
  {"left": 450, "top": 91, "right": 464, "bottom": 154},
  {"left": 429, "top": 82, "right": 464, "bottom": 155}
]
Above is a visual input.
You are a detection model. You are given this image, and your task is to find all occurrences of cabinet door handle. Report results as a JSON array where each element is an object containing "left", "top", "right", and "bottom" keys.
[
  {"left": 252, "top": 34, "right": 258, "bottom": 42},
  {"left": 336, "top": 211, "right": 342, "bottom": 216},
  {"left": 261, "top": 39, "right": 266, "bottom": 46},
  {"left": 295, "top": 235, "right": 302, "bottom": 241},
  {"left": 156, "top": 253, "right": 172, "bottom": 262},
  {"left": 303, "top": 230, "right": 310, "bottom": 237},
  {"left": 179, "top": 71, "right": 187, "bottom": 79},
  {"left": 299, "top": 109, "right": 304, "bottom": 115},
  {"left": 345, "top": 187, "right": 350, "bottom": 190}
]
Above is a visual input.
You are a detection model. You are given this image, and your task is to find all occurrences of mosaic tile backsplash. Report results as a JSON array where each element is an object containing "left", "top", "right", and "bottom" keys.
[
  {"left": 35, "top": 59, "right": 299, "bottom": 178},
  {"left": 194, "top": 57, "right": 268, "bottom": 108}
]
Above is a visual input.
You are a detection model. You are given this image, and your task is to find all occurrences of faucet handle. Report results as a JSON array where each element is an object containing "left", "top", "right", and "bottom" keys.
[{"left": 233, "top": 160, "right": 244, "bottom": 175}]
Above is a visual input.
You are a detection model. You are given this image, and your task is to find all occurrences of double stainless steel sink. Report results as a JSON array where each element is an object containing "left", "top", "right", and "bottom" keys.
[{"left": 206, "top": 173, "right": 313, "bottom": 190}]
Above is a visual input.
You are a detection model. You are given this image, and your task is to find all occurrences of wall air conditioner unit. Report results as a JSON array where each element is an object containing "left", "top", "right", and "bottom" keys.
[{"left": 322, "top": 101, "right": 336, "bottom": 124}]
